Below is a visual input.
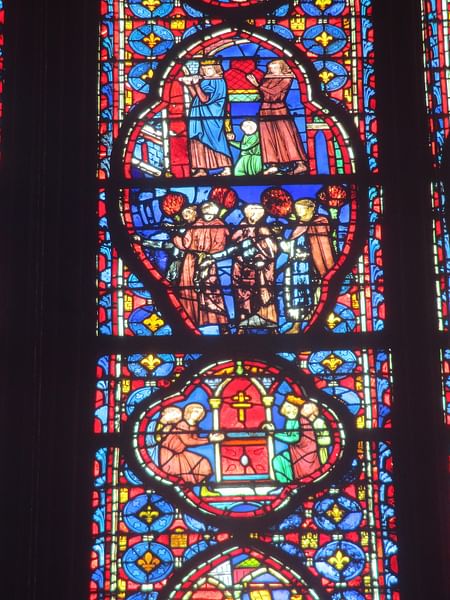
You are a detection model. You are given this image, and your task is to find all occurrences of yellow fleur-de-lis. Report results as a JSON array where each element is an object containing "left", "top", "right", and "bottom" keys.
[
  {"left": 140, "top": 354, "right": 162, "bottom": 371},
  {"left": 143, "top": 313, "right": 164, "bottom": 332},
  {"left": 143, "top": 0, "right": 161, "bottom": 12},
  {"left": 137, "top": 551, "right": 161, "bottom": 573},
  {"left": 326, "top": 310, "right": 341, "bottom": 329},
  {"left": 315, "top": 0, "right": 332, "bottom": 10},
  {"left": 326, "top": 503, "right": 345, "bottom": 523},
  {"left": 138, "top": 505, "right": 160, "bottom": 524},
  {"left": 315, "top": 31, "right": 334, "bottom": 48},
  {"left": 144, "top": 32, "right": 161, "bottom": 49},
  {"left": 321, "top": 353, "right": 343, "bottom": 372},
  {"left": 328, "top": 549, "right": 351, "bottom": 571}
]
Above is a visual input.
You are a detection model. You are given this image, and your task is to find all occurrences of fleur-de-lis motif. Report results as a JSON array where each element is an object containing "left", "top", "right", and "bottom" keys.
[
  {"left": 137, "top": 550, "right": 161, "bottom": 573},
  {"left": 321, "top": 353, "right": 343, "bottom": 372},
  {"left": 143, "top": 313, "right": 164, "bottom": 332},
  {"left": 326, "top": 503, "right": 345, "bottom": 523},
  {"left": 144, "top": 32, "right": 161, "bottom": 49},
  {"left": 140, "top": 354, "right": 162, "bottom": 371},
  {"left": 138, "top": 505, "right": 160, "bottom": 524},
  {"left": 315, "top": 31, "right": 334, "bottom": 48},
  {"left": 326, "top": 311, "right": 341, "bottom": 329},
  {"left": 327, "top": 549, "right": 350, "bottom": 571},
  {"left": 142, "top": 0, "right": 161, "bottom": 11},
  {"left": 315, "top": 0, "right": 332, "bottom": 10}
]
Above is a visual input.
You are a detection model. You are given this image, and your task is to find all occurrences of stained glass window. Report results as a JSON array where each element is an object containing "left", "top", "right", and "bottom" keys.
[
  {"left": 421, "top": 4, "right": 450, "bottom": 554},
  {"left": 93, "top": 1, "right": 399, "bottom": 598},
  {"left": 0, "top": 0, "right": 3, "bottom": 152},
  {"left": 421, "top": 0, "right": 450, "bottom": 331}
]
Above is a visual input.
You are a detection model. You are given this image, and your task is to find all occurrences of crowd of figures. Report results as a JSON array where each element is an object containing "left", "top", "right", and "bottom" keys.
[
  {"left": 138, "top": 185, "right": 346, "bottom": 333},
  {"left": 180, "top": 58, "right": 308, "bottom": 177}
]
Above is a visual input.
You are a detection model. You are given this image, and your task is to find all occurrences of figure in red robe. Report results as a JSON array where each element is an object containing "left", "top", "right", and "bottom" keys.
[
  {"left": 231, "top": 204, "right": 278, "bottom": 331},
  {"left": 158, "top": 403, "right": 223, "bottom": 487},
  {"left": 247, "top": 59, "right": 308, "bottom": 175},
  {"left": 173, "top": 201, "right": 229, "bottom": 328}
]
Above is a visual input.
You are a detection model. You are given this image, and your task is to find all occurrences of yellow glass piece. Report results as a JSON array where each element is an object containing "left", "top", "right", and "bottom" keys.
[
  {"left": 138, "top": 505, "right": 160, "bottom": 524},
  {"left": 327, "top": 549, "right": 350, "bottom": 571},
  {"left": 170, "top": 14, "right": 186, "bottom": 30},
  {"left": 144, "top": 33, "right": 161, "bottom": 49},
  {"left": 301, "top": 532, "right": 319, "bottom": 549},
  {"left": 119, "top": 536, "right": 127, "bottom": 551},
  {"left": 357, "top": 485, "right": 366, "bottom": 500},
  {"left": 124, "top": 294, "right": 133, "bottom": 311},
  {"left": 321, "top": 353, "right": 343, "bottom": 371},
  {"left": 120, "top": 487, "right": 129, "bottom": 503},
  {"left": 137, "top": 551, "right": 161, "bottom": 573},
  {"left": 326, "top": 503, "right": 345, "bottom": 523},
  {"left": 231, "top": 391, "right": 252, "bottom": 422},
  {"left": 326, "top": 310, "right": 341, "bottom": 329},
  {"left": 143, "top": 313, "right": 164, "bottom": 332},
  {"left": 170, "top": 528, "right": 188, "bottom": 548},
  {"left": 140, "top": 354, "right": 162, "bottom": 371},
  {"left": 356, "top": 415, "right": 365, "bottom": 429},
  {"left": 143, "top": 0, "right": 161, "bottom": 11},
  {"left": 315, "top": 31, "right": 334, "bottom": 48},
  {"left": 290, "top": 16, "right": 306, "bottom": 31},
  {"left": 315, "top": 0, "right": 332, "bottom": 10}
]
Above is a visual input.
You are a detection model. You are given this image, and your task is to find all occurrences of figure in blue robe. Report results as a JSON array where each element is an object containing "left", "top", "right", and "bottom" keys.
[{"left": 182, "top": 62, "right": 232, "bottom": 176}]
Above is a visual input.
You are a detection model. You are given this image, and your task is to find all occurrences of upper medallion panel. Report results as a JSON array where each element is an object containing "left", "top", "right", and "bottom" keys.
[{"left": 119, "top": 28, "right": 358, "bottom": 180}]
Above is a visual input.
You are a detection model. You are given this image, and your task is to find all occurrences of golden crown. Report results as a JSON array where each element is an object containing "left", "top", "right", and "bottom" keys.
[{"left": 200, "top": 58, "right": 220, "bottom": 66}]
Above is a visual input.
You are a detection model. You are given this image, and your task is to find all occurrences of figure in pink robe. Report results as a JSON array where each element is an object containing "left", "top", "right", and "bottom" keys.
[
  {"left": 173, "top": 201, "right": 229, "bottom": 327},
  {"left": 247, "top": 59, "right": 308, "bottom": 175},
  {"left": 158, "top": 403, "right": 223, "bottom": 485}
]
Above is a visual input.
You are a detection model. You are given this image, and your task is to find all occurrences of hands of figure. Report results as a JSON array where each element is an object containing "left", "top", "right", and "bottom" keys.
[
  {"left": 191, "top": 74, "right": 201, "bottom": 85},
  {"left": 262, "top": 422, "right": 275, "bottom": 433},
  {"left": 246, "top": 73, "right": 258, "bottom": 86},
  {"left": 179, "top": 75, "right": 193, "bottom": 85},
  {"left": 209, "top": 432, "right": 225, "bottom": 442},
  {"left": 226, "top": 132, "right": 235, "bottom": 140}
]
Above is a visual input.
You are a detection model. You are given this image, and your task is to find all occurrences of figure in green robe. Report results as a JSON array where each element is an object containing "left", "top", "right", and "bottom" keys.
[
  {"left": 264, "top": 396, "right": 325, "bottom": 483},
  {"left": 229, "top": 120, "right": 263, "bottom": 176}
]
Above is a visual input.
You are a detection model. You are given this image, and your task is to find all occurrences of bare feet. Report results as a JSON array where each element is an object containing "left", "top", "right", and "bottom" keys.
[
  {"left": 292, "top": 161, "right": 308, "bottom": 175},
  {"left": 219, "top": 167, "right": 231, "bottom": 176},
  {"left": 193, "top": 169, "right": 207, "bottom": 177},
  {"left": 264, "top": 165, "right": 279, "bottom": 175}
]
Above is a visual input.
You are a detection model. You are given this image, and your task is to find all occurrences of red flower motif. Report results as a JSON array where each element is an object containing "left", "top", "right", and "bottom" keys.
[
  {"left": 161, "top": 192, "right": 187, "bottom": 217},
  {"left": 209, "top": 187, "right": 238, "bottom": 210},
  {"left": 318, "top": 185, "right": 347, "bottom": 208},
  {"left": 261, "top": 187, "right": 294, "bottom": 217}
]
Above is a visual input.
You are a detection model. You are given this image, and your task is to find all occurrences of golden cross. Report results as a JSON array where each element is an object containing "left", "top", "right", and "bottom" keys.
[{"left": 231, "top": 391, "right": 252, "bottom": 423}]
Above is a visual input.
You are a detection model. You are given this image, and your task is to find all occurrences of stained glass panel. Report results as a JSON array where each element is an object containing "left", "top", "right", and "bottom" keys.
[
  {"left": 421, "top": 0, "right": 450, "bottom": 330},
  {"left": 95, "top": 1, "right": 397, "bottom": 598},
  {"left": 91, "top": 351, "right": 397, "bottom": 599},
  {"left": 98, "top": 0, "right": 385, "bottom": 337},
  {"left": 0, "top": 0, "right": 4, "bottom": 149},
  {"left": 440, "top": 348, "right": 450, "bottom": 426}
]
